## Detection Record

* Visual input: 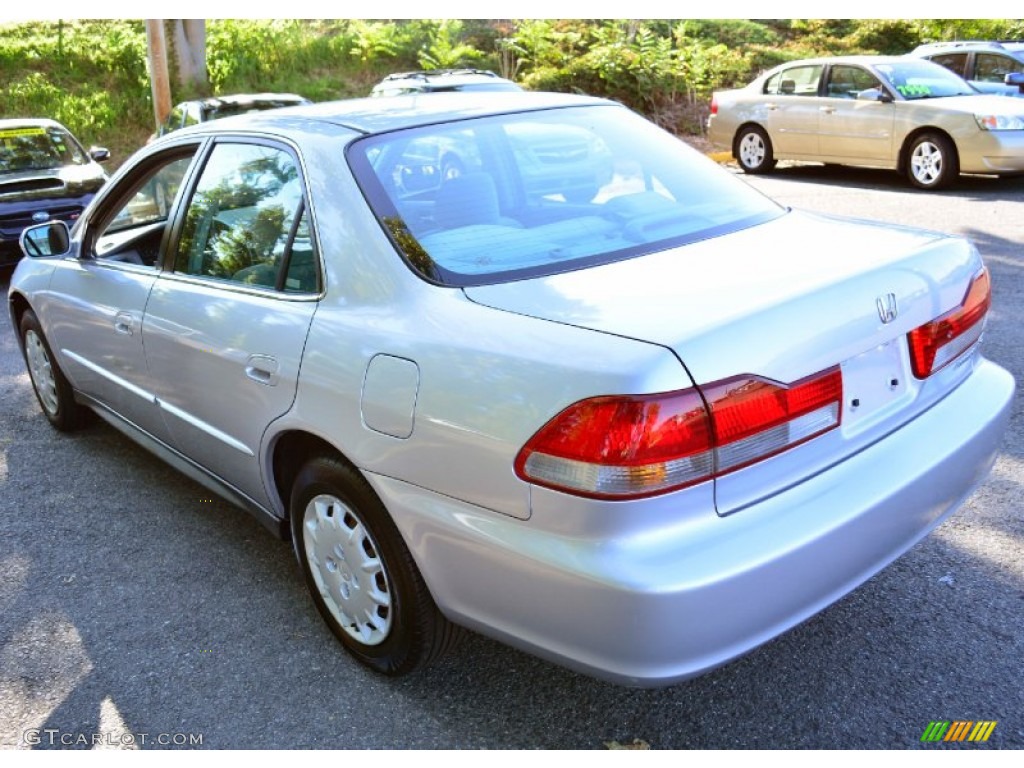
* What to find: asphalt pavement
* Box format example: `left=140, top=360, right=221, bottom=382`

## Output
left=1, top=162, right=1022, bottom=750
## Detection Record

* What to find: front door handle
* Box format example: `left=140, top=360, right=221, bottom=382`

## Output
left=114, top=311, right=134, bottom=336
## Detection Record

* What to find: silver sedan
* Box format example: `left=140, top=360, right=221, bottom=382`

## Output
left=7, top=92, right=1014, bottom=686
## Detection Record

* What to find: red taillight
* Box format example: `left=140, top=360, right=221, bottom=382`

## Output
left=710, top=96, right=718, bottom=116
left=704, top=368, right=843, bottom=475
left=908, top=269, right=990, bottom=379
left=516, top=367, right=842, bottom=500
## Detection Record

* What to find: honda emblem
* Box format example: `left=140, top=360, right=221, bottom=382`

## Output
left=877, top=293, right=898, bottom=324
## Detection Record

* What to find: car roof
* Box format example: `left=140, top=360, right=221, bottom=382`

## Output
left=0, top=117, right=69, bottom=131
left=769, top=54, right=928, bottom=68
left=376, top=69, right=514, bottom=87
left=184, top=93, right=311, bottom=108
left=178, top=91, right=616, bottom=137
left=911, top=41, right=1024, bottom=64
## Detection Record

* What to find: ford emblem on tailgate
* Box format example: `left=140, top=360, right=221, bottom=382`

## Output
left=31, top=211, right=50, bottom=223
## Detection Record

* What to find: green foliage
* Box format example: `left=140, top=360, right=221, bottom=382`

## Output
left=0, top=21, right=151, bottom=162
left=679, top=19, right=782, bottom=49
left=850, top=20, right=922, bottom=54
left=417, top=20, right=486, bottom=70
left=4, top=17, right=1024, bottom=163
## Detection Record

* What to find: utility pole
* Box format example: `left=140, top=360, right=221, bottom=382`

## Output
left=146, top=20, right=172, bottom=132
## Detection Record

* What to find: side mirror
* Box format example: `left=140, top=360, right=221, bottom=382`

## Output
left=857, top=87, right=894, bottom=103
left=20, top=221, right=71, bottom=259
left=89, top=146, right=111, bottom=163
left=1005, top=72, right=1024, bottom=93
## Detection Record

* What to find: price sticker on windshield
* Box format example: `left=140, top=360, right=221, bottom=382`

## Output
left=0, top=127, right=47, bottom=139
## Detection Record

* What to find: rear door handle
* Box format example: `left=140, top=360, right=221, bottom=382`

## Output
left=819, top=106, right=836, bottom=114
left=245, top=354, right=279, bottom=386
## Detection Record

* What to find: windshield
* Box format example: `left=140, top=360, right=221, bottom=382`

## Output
left=349, top=105, right=783, bottom=286
left=0, top=125, right=88, bottom=174
left=875, top=60, right=978, bottom=99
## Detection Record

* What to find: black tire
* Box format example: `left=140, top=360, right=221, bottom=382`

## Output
left=18, top=310, right=85, bottom=431
left=906, top=132, right=958, bottom=190
left=290, top=455, right=461, bottom=676
left=735, top=125, right=777, bottom=174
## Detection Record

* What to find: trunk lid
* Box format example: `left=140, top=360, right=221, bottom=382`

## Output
left=465, top=210, right=987, bottom=513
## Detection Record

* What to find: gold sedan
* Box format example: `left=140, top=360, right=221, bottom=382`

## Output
left=708, top=55, right=1024, bottom=189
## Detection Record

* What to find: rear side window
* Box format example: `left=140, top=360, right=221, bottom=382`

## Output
left=174, top=142, right=318, bottom=293
left=765, top=65, right=823, bottom=96
left=929, top=53, right=968, bottom=78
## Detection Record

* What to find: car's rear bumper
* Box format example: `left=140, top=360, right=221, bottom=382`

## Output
left=368, top=357, right=1014, bottom=687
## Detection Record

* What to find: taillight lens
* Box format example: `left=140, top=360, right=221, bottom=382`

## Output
left=516, top=367, right=842, bottom=499
left=908, top=269, right=990, bottom=379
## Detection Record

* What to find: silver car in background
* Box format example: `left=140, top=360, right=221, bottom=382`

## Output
left=8, top=93, right=1013, bottom=686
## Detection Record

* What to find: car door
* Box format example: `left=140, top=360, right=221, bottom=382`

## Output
left=762, top=63, right=824, bottom=157
left=43, top=146, right=201, bottom=438
left=818, top=64, right=895, bottom=162
left=141, top=138, right=320, bottom=509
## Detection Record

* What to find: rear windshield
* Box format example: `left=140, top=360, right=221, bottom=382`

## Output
left=0, top=125, right=88, bottom=174
left=348, top=105, right=783, bottom=286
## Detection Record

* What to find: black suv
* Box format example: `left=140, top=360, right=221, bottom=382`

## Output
left=1, top=119, right=109, bottom=267
left=370, top=69, right=522, bottom=97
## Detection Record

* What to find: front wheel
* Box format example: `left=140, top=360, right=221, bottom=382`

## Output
left=735, top=126, right=777, bottom=174
left=906, top=133, right=958, bottom=190
left=19, top=310, right=85, bottom=431
left=290, top=456, right=461, bottom=676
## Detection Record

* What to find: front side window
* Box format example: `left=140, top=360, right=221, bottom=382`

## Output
left=174, top=142, right=317, bottom=292
left=349, top=105, right=783, bottom=286
left=91, top=151, right=198, bottom=267
left=975, top=53, right=1020, bottom=82
left=826, top=65, right=883, bottom=98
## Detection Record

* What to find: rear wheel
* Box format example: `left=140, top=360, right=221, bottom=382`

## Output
left=906, top=132, right=958, bottom=190
left=735, top=126, right=777, bottom=174
left=19, top=310, right=85, bottom=431
left=290, top=456, right=460, bottom=676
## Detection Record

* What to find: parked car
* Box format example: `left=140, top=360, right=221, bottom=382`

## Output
left=708, top=55, right=1024, bottom=189
left=8, top=92, right=1013, bottom=687
left=909, top=41, right=1024, bottom=97
left=370, top=69, right=522, bottom=97
left=0, top=118, right=109, bottom=267
left=156, top=92, right=311, bottom=137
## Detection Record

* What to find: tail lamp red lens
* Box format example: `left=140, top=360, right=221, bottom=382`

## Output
left=908, top=269, right=990, bottom=379
left=515, top=367, right=842, bottom=499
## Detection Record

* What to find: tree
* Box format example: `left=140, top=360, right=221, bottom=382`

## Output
left=170, top=20, right=207, bottom=93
